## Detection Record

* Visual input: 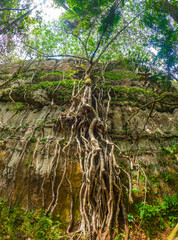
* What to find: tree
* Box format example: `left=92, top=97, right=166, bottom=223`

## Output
left=0, top=0, right=41, bottom=62
left=25, top=0, right=177, bottom=78
left=140, top=0, right=178, bottom=78
left=0, top=0, right=177, bottom=239
left=26, top=1, right=176, bottom=239
left=37, top=1, right=177, bottom=238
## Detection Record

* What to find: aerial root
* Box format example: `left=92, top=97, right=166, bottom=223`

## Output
left=66, top=175, right=74, bottom=234
left=53, top=82, right=134, bottom=239
left=47, top=155, right=67, bottom=214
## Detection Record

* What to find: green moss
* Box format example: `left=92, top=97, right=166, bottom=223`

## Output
left=103, top=85, right=156, bottom=107
left=3, top=78, right=83, bottom=106
left=41, top=138, right=47, bottom=143
left=12, top=102, right=26, bottom=111
left=104, top=70, right=139, bottom=80
left=160, top=141, right=178, bottom=159
left=31, top=78, right=82, bottom=91
left=12, top=85, right=32, bottom=99
left=148, top=175, right=160, bottom=186
left=39, top=71, right=64, bottom=78
left=104, top=85, right=154, bottom=96
left=31, top=80, right=60, bottom=90
left=26, top=136, right=37, bottom=143
left=161, top=172, right=178, bottom=182
left=36, top=70, right=72, bottom=82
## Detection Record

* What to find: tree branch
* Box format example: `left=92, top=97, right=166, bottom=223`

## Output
left=0, top=8, right=28, bottom=11
left=72, top=34, right=89, bottom=60
left=85, top=23, right=94, bottom=48
left=47, top=54, right=89, bottom=61
left=90, top=33, right=104, bottom=63
left=55, top=0, right=70, bottom=11
left=127, top=92, right=178, bottom=122
left=22, top=40, right=89, bottom=61
left=0, top=5, right=37, bottom=35
left=94, top=12, right=142, bottom=63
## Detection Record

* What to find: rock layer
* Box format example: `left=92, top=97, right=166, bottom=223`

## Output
left=0, top=60, right=177, bottom=226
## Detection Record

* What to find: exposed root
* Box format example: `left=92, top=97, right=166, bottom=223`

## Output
left=66, top=175, right=74, bottom=234
left=127, top=92, right=178, bottom=124
left=53, top=76, right=134, bottom=239
left=46, top=139, right=62, bottom=213
left=47, top=154, right=67, bottom=214
left=0, top=66, right=21, bottom=88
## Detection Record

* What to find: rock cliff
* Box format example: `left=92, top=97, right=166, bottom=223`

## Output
left=0, top=59, right=177, bottom=238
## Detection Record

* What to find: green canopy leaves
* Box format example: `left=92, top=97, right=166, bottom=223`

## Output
left=0, top=0, right=177, bottom=78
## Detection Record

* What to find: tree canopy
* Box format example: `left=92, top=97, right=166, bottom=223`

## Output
left=0, top=0, right=177, bottom=78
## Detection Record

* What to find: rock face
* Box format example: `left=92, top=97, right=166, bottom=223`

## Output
left=0, top=60, right=177, bottom=226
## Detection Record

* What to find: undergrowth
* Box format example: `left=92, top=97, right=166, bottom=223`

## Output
left=134, top=194, right=178, bottom=237
left=0, top=198, right=66, bottom=240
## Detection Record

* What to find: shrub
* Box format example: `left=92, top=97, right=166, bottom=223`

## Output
left=0, top=198, right=64, bottom=240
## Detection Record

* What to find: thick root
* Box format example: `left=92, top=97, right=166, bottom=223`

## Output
left=55, top=81, right=132, bottom=239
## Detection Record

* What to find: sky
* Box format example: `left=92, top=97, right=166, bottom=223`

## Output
left=30, top=0, right=64, bottom=22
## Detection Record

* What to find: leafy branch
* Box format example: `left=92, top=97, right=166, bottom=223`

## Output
left=0, top=5, right=37, bottom=35
left=128, top=92, right=178, bottom=123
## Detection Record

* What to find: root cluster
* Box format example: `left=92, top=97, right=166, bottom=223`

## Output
left=55, top=81, right=133, bottom=240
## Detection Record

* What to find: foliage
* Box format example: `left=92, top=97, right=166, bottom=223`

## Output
left=102, top=84, right=156, bottom=108
left=1, top=0, right=177, bottom=78
left=161, top=172, right=177, bottom=183
left=135, top=194, right=178, bottom=234
left=0, top=0, right=36, bottom=62
left=27, top=136, right=37, bottom=143
left=2, top=77, right=83, bottom=106
left=141, top=0, right=178, bottom=76
left=98, top=2, right=122, bottom=41
left=0, top=198, right=64, bottom=239
left=13, top=101, right=26, bottom=111
left=160, top=140, right=178, bottom=159
left=127, top=213, right=135, bottom=223
left=149, top=72, right=173, bottom=91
